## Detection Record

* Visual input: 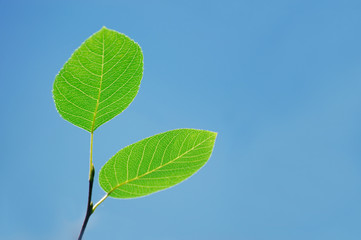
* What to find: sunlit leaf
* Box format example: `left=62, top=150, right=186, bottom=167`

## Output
left=53, top=27, right=143, bottom=132
left=99, top=129, right=217, bottom=198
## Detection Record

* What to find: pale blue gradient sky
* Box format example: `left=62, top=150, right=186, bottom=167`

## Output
left=1, top=0, right=361, bottom=239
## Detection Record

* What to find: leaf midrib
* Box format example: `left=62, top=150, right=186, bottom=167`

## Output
left=91, top=31, right=105, bottom=133
left=106, top=135, right=214, bottom=196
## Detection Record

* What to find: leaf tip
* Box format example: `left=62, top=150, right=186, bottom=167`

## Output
left=207, top=131, right=218, bottom=145
left=210, top=131, right=218, bottom=138
left=100, top=26, right=109, bottom=33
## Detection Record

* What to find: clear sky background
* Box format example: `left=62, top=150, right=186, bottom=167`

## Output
left=1, top=0, right=361, bottom=239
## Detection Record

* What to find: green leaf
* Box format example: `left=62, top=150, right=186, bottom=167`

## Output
left=99, top=129, right=217, bottom=199
left=53, top=27, right=143, bottom=132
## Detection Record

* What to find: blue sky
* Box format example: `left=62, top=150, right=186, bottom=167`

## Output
left=1, top=0, right=361, bottom=239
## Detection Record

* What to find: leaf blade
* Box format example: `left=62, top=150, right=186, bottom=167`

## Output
left=99, top=129, right=217, bottom=199
left=53, top=27, right=143, bottom=132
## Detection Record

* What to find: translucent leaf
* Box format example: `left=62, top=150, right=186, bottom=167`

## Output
left=99, top=129, right=217, bottom=199
left=53, top=27, right=143, bottom=132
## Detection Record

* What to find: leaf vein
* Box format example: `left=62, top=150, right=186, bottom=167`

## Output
left=59, top=74, right=97, bottom=100
left=74, top=55, right=101, bottom=77
left=103, top=34, right=127, bottom=65
left=55, top=84, right=93, bottom=114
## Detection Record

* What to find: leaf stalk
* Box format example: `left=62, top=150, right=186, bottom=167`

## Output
left=92, top=193, right=109, bottom=212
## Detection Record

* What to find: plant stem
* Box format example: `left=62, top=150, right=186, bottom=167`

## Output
left=78, top=133, right=95, bottom=240
left=89, top=132, right=94, bottom=179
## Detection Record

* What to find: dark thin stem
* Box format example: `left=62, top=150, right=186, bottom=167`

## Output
left=78, top=165, right=95, bottom=240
